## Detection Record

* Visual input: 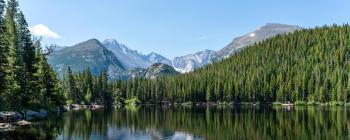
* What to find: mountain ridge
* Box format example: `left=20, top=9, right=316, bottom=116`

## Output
left=48, top=23, right=303, bottom=78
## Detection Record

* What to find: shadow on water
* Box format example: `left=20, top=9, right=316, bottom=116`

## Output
left=1, top=106, right=350, bottom=140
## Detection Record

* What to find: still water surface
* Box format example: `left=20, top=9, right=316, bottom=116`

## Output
left=1, top=106, right=350, bottom=140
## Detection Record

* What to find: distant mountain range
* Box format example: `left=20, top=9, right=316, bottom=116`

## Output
left=173, top=23, right=302, bottom=72
left=48, top=23, right=302, bottom=79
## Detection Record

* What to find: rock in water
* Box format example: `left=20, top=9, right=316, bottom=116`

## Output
left=24, top=109, right=48, bottom=120
left=0, top=112, right=23, bottom=123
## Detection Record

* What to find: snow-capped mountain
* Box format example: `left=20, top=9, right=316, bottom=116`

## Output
left=171, top=23, right=302, bottom=73
left=103, top=39, right=171, bottom=70
left=216, top=23, right=302, bottom=59
left=49, top=23, right=303, bottom=77
left=147, top=52, right=172, bottom=66
left=172, top=49, right=216, bottom=73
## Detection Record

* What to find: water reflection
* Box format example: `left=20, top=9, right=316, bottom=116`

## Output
left=1, top=106, right=350, bottom=140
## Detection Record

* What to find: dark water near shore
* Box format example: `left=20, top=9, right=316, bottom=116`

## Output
left=1, top=106, right=350, bottom=140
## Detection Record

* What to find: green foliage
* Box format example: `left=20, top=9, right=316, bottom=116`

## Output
left=84, top=87, right=92, bottom=104
left=306, top=101, right=319, bottom=106
left=294, top=101, right=306, bottom=106
left=272, top=102, right=282, bottom=106
left=327, top=101, right=344, bottom=106
left=124, top=97, right=140, bottom=106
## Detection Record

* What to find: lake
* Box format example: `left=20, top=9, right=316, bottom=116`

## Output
left=1, top=106, right=349, bottom=140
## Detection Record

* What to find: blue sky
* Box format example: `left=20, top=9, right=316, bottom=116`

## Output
left=19, top=0, right=350, bottom=59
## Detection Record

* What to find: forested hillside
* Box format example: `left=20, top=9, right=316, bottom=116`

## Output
left=114, top=25, right=350, bottom=103
left=0, top=0, right=64, bottom=111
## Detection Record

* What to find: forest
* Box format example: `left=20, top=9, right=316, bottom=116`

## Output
left=0, top=0, right=64, bottom=111
left=111, top=24, right=350, bottom=105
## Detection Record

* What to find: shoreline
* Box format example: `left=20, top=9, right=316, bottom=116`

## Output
left=0, top=104, right=104, bottom=131
left=1, top=101, right=348, bottom=131
left=136, top=101, right=350, bottom=107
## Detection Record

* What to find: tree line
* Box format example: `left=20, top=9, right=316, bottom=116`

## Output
left=113, top=24, right=350, bottom=104
left=61, top=66, right=116, bottom=106
left=0, top=0, right=64, bottom=111
left=2, top=0, right=350, bottom=109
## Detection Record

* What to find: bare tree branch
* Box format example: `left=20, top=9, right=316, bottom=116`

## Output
left=44, top=45, right=57, bottom=56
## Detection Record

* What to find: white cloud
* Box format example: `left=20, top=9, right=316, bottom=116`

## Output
left=28, top=24, right=61, bottom=39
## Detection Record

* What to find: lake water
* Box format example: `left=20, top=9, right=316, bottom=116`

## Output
left=1, top=106, right=350, bottom=140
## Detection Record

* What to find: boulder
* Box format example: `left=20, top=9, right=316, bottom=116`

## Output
left=91, top=104, right=104, bottom=110
left=69, top=104, right=82, bottom=110
left=16, top=120, right=31, bottom=126
left=24, top=109, right=47, bottom=120
left=0, top=112, right=23, bottom=123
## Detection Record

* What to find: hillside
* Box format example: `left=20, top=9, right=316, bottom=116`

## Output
left=48, top=39, right=125, bottom=79
left=115, top=25, right=350, bottom=103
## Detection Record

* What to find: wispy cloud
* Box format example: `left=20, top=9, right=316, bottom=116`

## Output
left=29, top=24, right=61, bottom=39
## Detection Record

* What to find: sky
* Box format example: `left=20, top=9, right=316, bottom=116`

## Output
left=19, top=0, right=350, bottom=59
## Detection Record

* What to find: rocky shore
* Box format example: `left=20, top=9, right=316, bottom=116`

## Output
left=0, top=104, right=104, bottom=131
left=0, top=109, right=48, bottom=131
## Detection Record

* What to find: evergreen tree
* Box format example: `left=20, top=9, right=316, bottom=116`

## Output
left=17, top=11, right=38, bottom=107
left=4, top=0, right=22, bottom=110
left=0, top=0, right=6, bottom=110
left=66, top=66, right=77, bottom=102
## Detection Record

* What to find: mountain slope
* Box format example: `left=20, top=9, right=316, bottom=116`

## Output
left=172, top=23, right=302, bottom=73
left=48, top=39, right=125, bottom=79
left=103, top=39, right=171, bottom=69
left=216, top=23, right=302, bottom=59
left=103, top=39, right=150, bottom=69
left=128, top=63, right=180, bottom=79
left=143, top=63, right=180, bottom=79
left=172, top=49, right=216, bottom=73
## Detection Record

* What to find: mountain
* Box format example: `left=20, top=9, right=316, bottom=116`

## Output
left=147, top=52, right=172, bottom=66
left=129, top=63, right=180, bottom=79
left=103, top=39, right=171, bottom=69
left=143, top=63, right=180, bottom=79
left=48, top=23, right=302, bottom=77
left=172, top=23, right=302, bottom=73
left=48, top=39, right=125, bottom=79
left=216, top=23, right=302, bottom=59
left=172, top=49, right=216, bottom=73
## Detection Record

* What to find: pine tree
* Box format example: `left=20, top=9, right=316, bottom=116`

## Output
left=0, top=0, right=6, bottom=110
left=17, top=11, right=38, bottom=107
left=66, top=66, right=77, bottom=102
left=4, top=0, right=22, bottom=110
left=85, top=87, right=92, bottom=104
